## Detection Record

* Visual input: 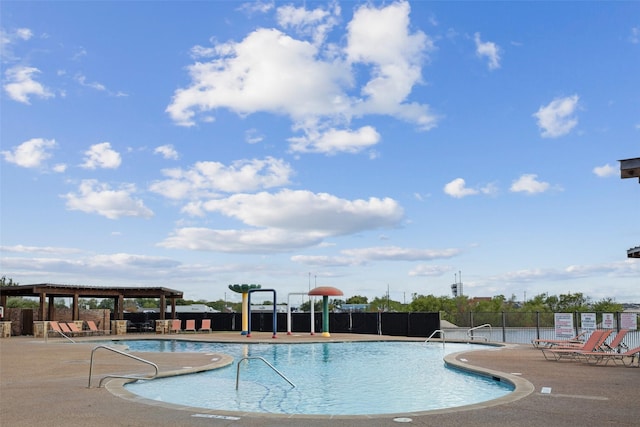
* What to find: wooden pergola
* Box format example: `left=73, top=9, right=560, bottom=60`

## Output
left=0, top=283, right=183, bottom=321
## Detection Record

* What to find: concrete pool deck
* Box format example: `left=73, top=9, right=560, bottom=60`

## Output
left=0, top=332, right=638, bottom=426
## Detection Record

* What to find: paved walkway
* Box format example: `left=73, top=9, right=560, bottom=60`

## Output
left=1, top=332, right=638, bottom=426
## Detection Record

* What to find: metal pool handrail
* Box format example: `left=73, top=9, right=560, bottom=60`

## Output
left=467, top=324, right=492, bottom=342
left=425, top=329, right=446, bottom=347
left=46, top=329, right=75, bottom=343
left=236, top=356, right=295, bottom=390
left=88, top=345, right=159, bottom=388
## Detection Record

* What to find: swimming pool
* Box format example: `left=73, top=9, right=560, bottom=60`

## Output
left=120, top=340, right=512, bottom=416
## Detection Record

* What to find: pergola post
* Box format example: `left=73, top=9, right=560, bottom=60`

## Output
left=72, top=293, right=79, bottom=320
left=39, top=293, right=47, bottom=321
left=159, top=294, right=166, bottom=320
left=116, top=295, right=124, bottom=320
left=170, top=298, right=177, bottom=319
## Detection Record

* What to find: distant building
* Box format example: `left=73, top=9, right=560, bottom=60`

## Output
left=251, top=304, right=288, bottom=313
left=164, top=304, right=218, bottom=313
left=337, top=303, right=370, bottom=312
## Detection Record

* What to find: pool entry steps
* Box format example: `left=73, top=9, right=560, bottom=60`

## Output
left=88, top=345, right=159, bottom=388
left=235, top=356, right=295, bottom=390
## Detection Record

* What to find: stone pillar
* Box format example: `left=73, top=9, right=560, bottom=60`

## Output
left=111, top=319, right=127, bottom=335
left=33, top=321, right=47, bottom=338
left=155, top=319, right=170, bottom=334
left=0, top=321, right=12, bottom=338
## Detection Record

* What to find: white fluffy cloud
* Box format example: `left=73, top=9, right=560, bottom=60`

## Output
left=409, top=264, right=455, bottom=277
left=509, top=174, right=550, bottom=194
left=149, top=157, right=293, bottom=200
left=474, top=32, right=501, bottom=70
left=443, top=178, right=496, bottom=198
left=159, top=190, right=404, bottom=252
left=291, top=246, right=460, bottom=268
left=288, top=125, right=380, bottom=154
left=276, top=2, right=339, bottom=46
left=592, top=163, right=617, bottom=178
left=444, top=178, right=479, bottom=198
left=80, top=142, right=122, bottom=169
left=166, top=1, right=437, bottom=153
left=63, top=179, right=153, bottom=219
left=1, top=137, right=56, bottom=168
left=3, top=66, right=54, bottom=104
left=154, top=144, right=179, bottom=160
left=533, top=95, right=579, bottom=138
left=341, top=246, right=460, bottom=261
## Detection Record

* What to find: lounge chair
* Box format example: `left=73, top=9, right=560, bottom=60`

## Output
left=602, top=330, right=628, bottom=352
left=541, top=330, right=611, bottom=361
left=170, top=319, right=182, bottom=333
left=65, top=322, right=89, bottom=336
left=48, top=321, right=65, bottom=337
left=59, top=322, right=74, bottom=335
left=184, top=319, right=196, bottom=333
left=199, top=318, right=212, bottom=333
left=86, top=320, right=108, bottom=335
left=531, top=331, right=587, bottom=349
left=579, top=345, right=640, bottom=367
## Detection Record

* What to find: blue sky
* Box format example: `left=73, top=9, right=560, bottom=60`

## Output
left=1, top=1, right=638, bottom=305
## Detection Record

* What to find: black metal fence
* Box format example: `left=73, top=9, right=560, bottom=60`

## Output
left=120, top=310, right=639, bottom=347
left=121, top=311, right=440, bottom=337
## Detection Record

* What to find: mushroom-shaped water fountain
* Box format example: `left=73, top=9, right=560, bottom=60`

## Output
left=228, top=283, right=261, bottom=335
left=308, top=286, right=343, bottom=337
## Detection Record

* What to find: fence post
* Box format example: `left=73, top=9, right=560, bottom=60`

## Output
left=535, top=311, right=540, bottom=340
left=470, top=311, right=474, bottom=328
left=501, top=312, right=506, bottom=342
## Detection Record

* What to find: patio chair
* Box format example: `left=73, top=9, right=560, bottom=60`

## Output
left=65, top=322, right=88, bottom=336
left=86, top=320, right=108, bottom=335
left=198, top=318, right=212, bottom=333
left=602, top=330, right=629, bottom=353
left=541, top=330, right=611, bottom=361
left=184, top=319, right=196, bottom=333
left=170, top=319, right=182, bottom=334
left=579, top=345, right=640, bottom=367
left=531, top=331, right=587, bottom=349
left=48, top=321, right=64, bottom=337
left=59, top=322, right=75, bottom=336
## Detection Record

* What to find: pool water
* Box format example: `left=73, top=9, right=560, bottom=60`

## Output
left=121, top=340, right=513, bottom=415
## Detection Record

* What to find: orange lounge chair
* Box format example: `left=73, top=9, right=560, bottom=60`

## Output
left=580, top=345, right=640, bottom=367
left=541, top=330, right=611, bottom=361
left=86, top=320, right=108, bottom=335
left=531, top=331, right=587, bottom=349
left=602, top=330, right=629, bottom=352
left=184, top=319, right=196, bottom=333
left=170, top=319, right=182, bottom=333
left=65, top=322, right=88, bottom=336
left=199, top=318, right=212, bottom=333
left=59, top=322, right=74, bottom=335
left=48, top=321, right=64, bottom=336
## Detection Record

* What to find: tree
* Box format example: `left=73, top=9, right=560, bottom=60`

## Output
left=78, top=298, right=99, bottom=309
left=0, top=276, right=19, bottom=287
left=370, top=295, right=403, bottom=312
left=346, top=295, right=368, bottom=304
left=591, top=298, right=623, bottom=313
left=6, top=297, right=38, bottom=309
left=299, top=300, right=323, bottom=312
left=98, top=299, right=114, bottom=310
